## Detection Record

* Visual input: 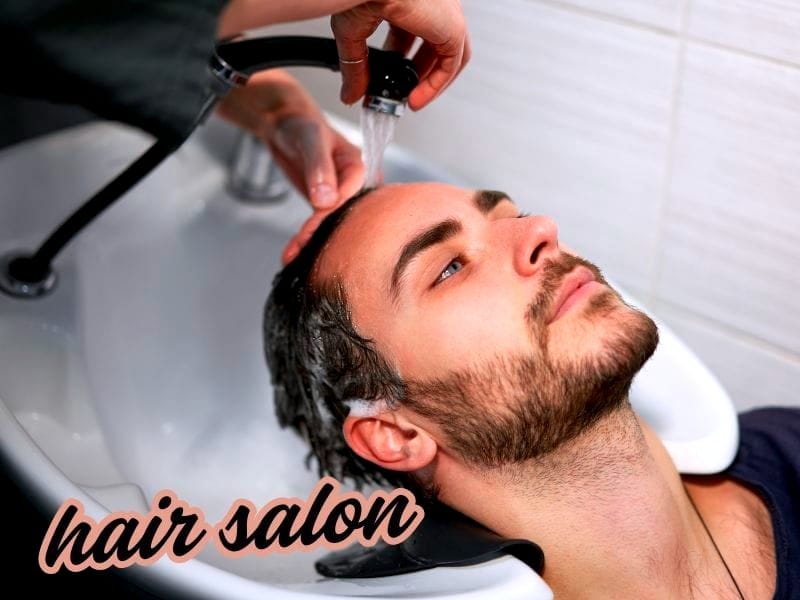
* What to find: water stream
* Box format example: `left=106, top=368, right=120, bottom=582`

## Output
left=360, top=107, right=397, bottom=188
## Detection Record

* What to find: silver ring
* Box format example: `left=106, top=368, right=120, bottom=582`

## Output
left=339, top=49, right=369, bottom=65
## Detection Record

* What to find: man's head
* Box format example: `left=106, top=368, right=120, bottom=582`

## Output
left=264, top=182, right=658, bottom=503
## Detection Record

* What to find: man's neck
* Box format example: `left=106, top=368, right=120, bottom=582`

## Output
left=432, top=405, right=753, bottom=599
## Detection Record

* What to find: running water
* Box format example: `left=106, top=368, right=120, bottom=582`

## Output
left=360, top=107, right=397, bottom=187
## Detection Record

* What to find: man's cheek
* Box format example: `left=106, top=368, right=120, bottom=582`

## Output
left=424, top=307, right=519, bottom=363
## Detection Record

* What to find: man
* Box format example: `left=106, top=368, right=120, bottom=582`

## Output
left=263, top=182, right=798, bottom=599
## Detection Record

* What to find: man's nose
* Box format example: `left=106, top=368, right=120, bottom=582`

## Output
left=513, top=215, right=559, bottom=276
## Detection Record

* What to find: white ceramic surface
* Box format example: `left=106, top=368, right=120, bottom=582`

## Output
left=0, top=113, right=737, bottom=599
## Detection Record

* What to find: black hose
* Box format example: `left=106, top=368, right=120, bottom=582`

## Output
left=215, top=36, right=341, bottom=75
left=9, top=136, right=181, bottom=283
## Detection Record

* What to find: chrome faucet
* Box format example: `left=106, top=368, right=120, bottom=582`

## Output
left=227, top=131, right=290, bottom=203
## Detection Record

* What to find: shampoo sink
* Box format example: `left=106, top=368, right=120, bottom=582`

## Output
left=0, top=113, right=738, bottom=599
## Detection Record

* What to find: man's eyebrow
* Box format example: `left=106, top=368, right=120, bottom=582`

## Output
left=388, top=191, right=511, bottom=300
left=474, top=189, right=511, bottom=214
left=390, top=219, right=462, bottom=299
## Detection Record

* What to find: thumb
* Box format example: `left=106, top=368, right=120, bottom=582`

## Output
left=299, top=125, right=339, bottom=210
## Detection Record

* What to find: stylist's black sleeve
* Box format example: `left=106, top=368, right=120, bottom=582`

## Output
left=0, top=0, right=229, bottom=145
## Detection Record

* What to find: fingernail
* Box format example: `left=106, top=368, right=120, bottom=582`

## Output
left=341, top=85, right=359, bottom=106
left=311, top=183, right=338, bottom=208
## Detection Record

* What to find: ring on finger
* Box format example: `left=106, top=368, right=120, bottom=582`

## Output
left=339, top=49, right=369, bottom=64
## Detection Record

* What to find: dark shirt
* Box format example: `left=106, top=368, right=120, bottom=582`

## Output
left=723, top=407, right=800, bottom=599
left=1, top=0, right=228, bottom=144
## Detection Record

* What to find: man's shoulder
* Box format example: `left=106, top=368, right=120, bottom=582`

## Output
left=737, top=405, right=800, bottom=427
left=729, top=405, right=800, bottom=473
left=724, top=405, right=800, bottom=543
left=727, top=405, right=800, bottom=599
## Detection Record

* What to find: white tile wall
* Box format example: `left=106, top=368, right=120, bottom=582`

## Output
left=542, top=0, right=687, bottom=32
left=689, top=0, right=800, bottom=65
left=656, top=43, right=800, bottom=354
left=655, top=302, right=800, bottom=411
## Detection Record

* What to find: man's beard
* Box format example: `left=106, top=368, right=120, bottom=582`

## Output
left=401, top=252, right=659, bottom=471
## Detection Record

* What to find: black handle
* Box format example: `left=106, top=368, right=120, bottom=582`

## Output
left=213, top=35, right=419, bottom=103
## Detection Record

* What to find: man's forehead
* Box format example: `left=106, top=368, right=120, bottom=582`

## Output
left=316, top=182, right=478, bottom=278
left=350, top=181, right=476, bottom=227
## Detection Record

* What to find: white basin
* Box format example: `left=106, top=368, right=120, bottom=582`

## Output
left=0, top=112, right=738, bottom=599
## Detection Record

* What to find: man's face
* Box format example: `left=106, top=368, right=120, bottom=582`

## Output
left=317, top=182, right=658, bottom=469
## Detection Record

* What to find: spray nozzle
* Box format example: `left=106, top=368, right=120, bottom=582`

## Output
left=363, top=50, right=420, bottom=117
left=210, top=36, right=419, bottom=117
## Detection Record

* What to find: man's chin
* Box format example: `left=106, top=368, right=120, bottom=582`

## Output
left=597, top=305, right=659, bottom=380
left=550, top=295, right=659, bottom=383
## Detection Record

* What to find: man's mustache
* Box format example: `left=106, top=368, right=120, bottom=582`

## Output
left=526, top=252, right=611, bottom=325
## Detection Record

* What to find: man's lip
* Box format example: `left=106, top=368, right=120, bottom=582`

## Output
left=547, top=267, right=596, bottom=324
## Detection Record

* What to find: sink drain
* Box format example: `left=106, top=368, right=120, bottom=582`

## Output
left=0, top=252, right=58, bottom=299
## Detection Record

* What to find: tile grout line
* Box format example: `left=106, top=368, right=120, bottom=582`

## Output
left=527, top=0, right=681, bottom=37
left=684, top=34, right=800, bottom=71
left=647, top=0, right=691, bottom=308
left=655, top=297, right=800, bottom=365
left=526, top=0, right=800, bottom=72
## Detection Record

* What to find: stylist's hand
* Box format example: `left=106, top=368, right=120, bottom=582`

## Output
left=332, top=0, right=470, bottom=110
left=217, top=68, right=364, bottom=211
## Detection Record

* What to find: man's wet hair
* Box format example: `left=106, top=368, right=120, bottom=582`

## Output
left=263, top=186, right=441, bottom=503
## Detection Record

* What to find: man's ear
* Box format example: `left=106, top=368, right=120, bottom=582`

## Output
left=343, top=407, right=437, bottom=472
